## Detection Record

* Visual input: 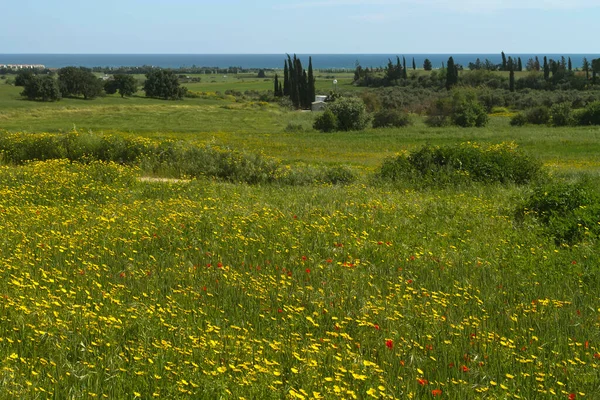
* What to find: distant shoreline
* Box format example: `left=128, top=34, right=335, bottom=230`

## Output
left=1, top=54, right=598, bottom=70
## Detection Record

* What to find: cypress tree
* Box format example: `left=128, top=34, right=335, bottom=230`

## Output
left=517, top=57, right=523, bottom=72
left=274, top=74, right=279, bottom=96
left=278, top=82, right=283, bottom=96
left=403, top=56, right=407, bottom=79
left=501, top=51, right=507, bottom=71
left=412, top=57, right=416, bottom=70
left=307, top=56, right=315, bottom=105
left=446, top=57, right=457, bottom=90
left=543, top=57, right=549, bottom=81
left=568, top=57, right=572, bottom=71
left=283, top=60, right=290, bottom=96
left=583, top=58, right=590, bottom=80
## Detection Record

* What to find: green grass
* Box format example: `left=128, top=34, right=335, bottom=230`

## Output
left=1, top=73, right=600, bottom=399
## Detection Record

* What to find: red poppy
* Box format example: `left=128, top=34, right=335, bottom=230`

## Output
left=569, top=394, right=576, bottom=400
left=385, top=340, right=393, bottom=349
left=301, top=256, right=307, bottom=261
left=305, top=268, right=311, bottom=274
left=417, top=378, right=428, bottom=386
left=432, top=389, right=442, bottom=396
left=374, top=324, right=380, bottom=330
left=461, top=365, right=469, bottom=372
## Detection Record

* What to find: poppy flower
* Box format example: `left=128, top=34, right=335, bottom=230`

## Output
left=385, top=340, right=393, bottom=349
left=432, top=389, right=442, bottom=396
left=417, top=378, right=428, bottom=386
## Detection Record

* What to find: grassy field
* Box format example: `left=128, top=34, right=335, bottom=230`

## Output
left=1, top=76, right=600, bottom=399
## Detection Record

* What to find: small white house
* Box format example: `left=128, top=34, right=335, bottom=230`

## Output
left=311, top=95, right=328, bottom=112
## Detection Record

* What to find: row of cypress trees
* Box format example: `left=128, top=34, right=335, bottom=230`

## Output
left=273, top=55, right=316, bottom=109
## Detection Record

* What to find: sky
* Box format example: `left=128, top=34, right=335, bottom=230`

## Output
left=1, top=0, right=599, bottom=54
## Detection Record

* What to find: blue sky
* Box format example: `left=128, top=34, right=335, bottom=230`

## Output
left=1, top=0, right=599, bottom=53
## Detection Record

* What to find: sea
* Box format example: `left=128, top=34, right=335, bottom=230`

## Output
left=0, top=54, right=598, bottom=70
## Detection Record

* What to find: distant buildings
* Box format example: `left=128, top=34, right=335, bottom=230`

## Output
left=0, top=64, right=46, bottom=70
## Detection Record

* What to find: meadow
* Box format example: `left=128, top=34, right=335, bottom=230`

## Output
left=0, top=73, right=600, bottom=399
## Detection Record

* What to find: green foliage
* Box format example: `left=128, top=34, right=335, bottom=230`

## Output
left=524, top=106, right=551, bottom=125
left=423, top=59, right=433, bottom=71
left=15, top=70, right=34, bottom=87
left=313, top=109, right=338, bottom=132
left=576, top=100, right=600, bottom=125
left=105, top=74, right=138, bottom=98
left=372, top=109, right=411, bottom=128
left=549, top=102, right=574, bottom=126
left=20, top=76, right=61, bottom=102
left=426, top=89, right=488, bottom=128
left=326, top=97, right=370, bottom=131
left=143, top=70, right=187, bottom=100
left=516, top=180, right=600, bottom=244
left=58, top=67, right=103, bottom=99
left=445, top=57, right=458, bottom=90
left=376, top=142, right=542, bottom=186
left=510, top=113, right=527, bottom=126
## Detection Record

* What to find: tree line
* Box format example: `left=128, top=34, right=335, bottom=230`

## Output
left=352, top=52, right=600, bottom=90
left=17, top=67, right=189, bottom=102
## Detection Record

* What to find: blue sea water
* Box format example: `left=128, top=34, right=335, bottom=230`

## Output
left=0, top=54, right=598, bottom=70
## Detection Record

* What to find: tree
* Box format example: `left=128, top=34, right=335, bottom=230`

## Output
left=402, top=56, right=407, bottom=79
left=501, top=51, right=507, bottom=71
left=143, top=69, right=187, bottom=100
left=517, top=57, right=523, bottom=72
left=105, top=74, right=138, bottom=98
left=307, top=57, right=315, bottom=105
left=283, top=60, right=290, bottom=96
left=423, top=59, right=432, bottom=71
left=543, top=57, right=549, bottom=81
left=257, top=69, right=266, bottom=78
left=583, top=58, right=590, bottom=80
left=412, top=57, right=416, bottom=70
left=273, top=74, right=280, bottom=97
left=15, top=70, right=34, bottom=87
left=21, top=75, right=61, bottom=101
left=57, top=67, right=103, bottom=99
left=593, top=59, right=600, bottom=84
left=568, top=57, right=572, bottom=72
left=445, top=57, right=458, bottom=90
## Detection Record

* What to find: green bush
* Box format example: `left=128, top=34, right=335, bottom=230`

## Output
left=516, top=180, right=600, bottom=244
left=372, top=109, right=411, bottom=128
left=524, top=106, right=550, bottom=125
left=313, top=109, right=338, bottom=132
left=549, top=102, right=574, bottom=126
left=576, top=101, right=600, bottom=125
left=327, top=97, right=371, bottom=131
left=510, top=113, right=527, bottom=126
left=425, top=89, right=488, bottom=128
left=376, top=142, right=542, bottom=185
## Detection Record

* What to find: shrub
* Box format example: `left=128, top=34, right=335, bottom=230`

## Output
left=524, top=106, right=550, bottom=125
left=313, top=109, right=338, bottom=132
left=425, top=89, right=488, bottom=128
left=372, top=109, right=411, bottom=128
left=549, top=102, right=574, bottom=126
left=376, top=142, right=542, bottom=185
left=327, top=97, right=371, bottom=131
left=285, top=122, right=306, bottom=133
left=516, top=180, right=600, bottom=244
left=510, top=113, right=527, bottom=126
left=576, top=101, right=600, bottom=125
